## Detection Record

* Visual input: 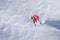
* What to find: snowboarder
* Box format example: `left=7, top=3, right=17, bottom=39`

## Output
left=29, top=14, right=41, bottom=26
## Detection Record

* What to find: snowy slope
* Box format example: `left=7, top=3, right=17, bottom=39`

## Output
left=0, top=0, right=60, bottom=40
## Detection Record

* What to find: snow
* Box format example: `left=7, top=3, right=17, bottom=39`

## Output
left=0, top=0, right=60, bottom=40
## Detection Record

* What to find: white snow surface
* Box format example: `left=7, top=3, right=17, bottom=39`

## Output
left=0, top=0, right=60, bottom=40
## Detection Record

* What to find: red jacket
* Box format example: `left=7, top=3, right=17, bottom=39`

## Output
left=32, top=14, right=39, bottom=21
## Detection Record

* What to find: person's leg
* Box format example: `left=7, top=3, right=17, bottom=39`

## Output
left=38, top=19, right=41, bottom=24
left=33, top=19, right=36, bottom=26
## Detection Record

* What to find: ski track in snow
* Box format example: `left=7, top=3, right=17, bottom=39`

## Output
left=0, top=0, right=60, bottom=40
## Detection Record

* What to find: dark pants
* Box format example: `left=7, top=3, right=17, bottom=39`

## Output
left=33, top=19, right=41, bottom=26
left=33, top=19, right=38, bottom=26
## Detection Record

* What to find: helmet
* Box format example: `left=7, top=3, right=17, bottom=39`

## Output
left=29, top=16, right=33, bottom=19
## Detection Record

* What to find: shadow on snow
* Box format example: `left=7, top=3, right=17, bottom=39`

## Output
left=45, top=20, right=60, bottom=30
